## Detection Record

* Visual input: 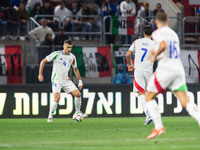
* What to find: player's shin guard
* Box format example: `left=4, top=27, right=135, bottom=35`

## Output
left=146, top=100, right=164, bottom=129
left=139, top=95, right=151, bottom=118
left=74, top=97, right=82, bottom=113
left=48, top=101, right=58, bottom=118
left=186, top=102, right=200, bottom=123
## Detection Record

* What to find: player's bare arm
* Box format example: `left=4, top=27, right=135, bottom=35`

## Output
left=150, top=41, right=167, bottom=63
left=38, top=58, right=49, bottom=82
left=126, top=50, right=134, bottom=72
left=73, top=67, right=83, bottom=90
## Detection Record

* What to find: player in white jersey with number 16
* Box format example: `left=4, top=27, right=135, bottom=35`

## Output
left=126, top=25, right=155, bottom=125
left=38, top=39, right=87, bottom=122
left=145, top=12, right=200, bottom=139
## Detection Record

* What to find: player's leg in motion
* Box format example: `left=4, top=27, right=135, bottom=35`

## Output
left=47, top=92, right=60, bottom=122
left=138, top=92, right=152, bottom=125
left=146, top=91, right=165, bottom=139
left=134, top=72, right=152, bottom=125
left=71, top=89, right=88, bottom=118
left=71, top=89, right=82, bottom=113
left=175, top=90, right=200, bottom=126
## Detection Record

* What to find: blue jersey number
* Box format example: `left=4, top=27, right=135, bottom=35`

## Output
left=141, top=48, right=148, bottom=62
left=169, top=41, right=178, bottom=59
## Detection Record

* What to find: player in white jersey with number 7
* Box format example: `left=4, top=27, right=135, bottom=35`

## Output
left=38, top=39, right=88, bottom=122
left=126, top=25, right=155, bottom=125
left=145, top=12, right=200, bottom=139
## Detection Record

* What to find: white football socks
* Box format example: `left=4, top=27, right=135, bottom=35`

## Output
left=146, top=100, right=163, bottom=129
left=139, top=95, right=151, bottom=118
left=186, top=102, right=200, bottom=122
left=48, top=101, right=58, bottom=118
left=74, top=97, right=82, bottom=113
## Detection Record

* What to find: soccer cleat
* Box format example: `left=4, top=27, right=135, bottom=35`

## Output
left=144, top=117, right=153, bottom=125
left=47, top=118, right=52, bottom=122
left=82, top=113, right=88, bottom=118
left=147, top=127, right=165, bottom=139
left=75, top=111, right=88, bottom=118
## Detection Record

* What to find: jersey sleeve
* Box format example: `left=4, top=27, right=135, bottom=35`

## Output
left=72, top=55, right=77, bottom=68
left=129, top=41, right=136, bottom=52
left=46, top=51, right=59, bottom=62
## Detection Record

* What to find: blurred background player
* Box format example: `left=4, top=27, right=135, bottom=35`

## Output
left=38, top=39, right=88, bottom=122
left=145, top=12, right=200, bottom=139
left=126, top=25, right=155, bottom=125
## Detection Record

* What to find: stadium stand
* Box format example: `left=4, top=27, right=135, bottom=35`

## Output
left=0, top=0, right=200, bottom=84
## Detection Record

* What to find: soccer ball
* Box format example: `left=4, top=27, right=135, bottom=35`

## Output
left=72, top=113, right=83, bottom=122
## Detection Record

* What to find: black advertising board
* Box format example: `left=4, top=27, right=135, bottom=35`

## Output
left=0, top=84, right=199, bottom=118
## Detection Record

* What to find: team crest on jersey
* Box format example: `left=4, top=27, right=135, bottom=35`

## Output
left=63, top=61, right=66, bottom=67
left=60, top=58, right=63, bottom=60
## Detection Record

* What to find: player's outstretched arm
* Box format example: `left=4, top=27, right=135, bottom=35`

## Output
left=126, top=50, right=134, bottom=72
left=151, top=41, right=167, bottom=63
left=73, top=68, right=83, bottom=90
left=38, top=58, right=48, bottom=82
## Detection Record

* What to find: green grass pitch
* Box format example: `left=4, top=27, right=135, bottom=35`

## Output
left=0, top=116, right=200, bottom=150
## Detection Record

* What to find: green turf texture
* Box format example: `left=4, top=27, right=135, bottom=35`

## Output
left=0, top=117, right=200, bottom=150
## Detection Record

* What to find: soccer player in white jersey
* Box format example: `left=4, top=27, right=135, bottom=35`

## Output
left=38, top=39, right=87, bottom=122
left=126, top=25, right=155, bottom=125
left=145, top=12, right=200, bottom=139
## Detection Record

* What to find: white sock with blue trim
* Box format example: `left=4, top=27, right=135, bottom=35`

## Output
left=186, top=102, right=200, bottom=123
left=48, top=101, right=58, bottom=119
left=146, top=100, right=163, bottom=129
left=74, top=97, right=82, bottom=113
left=139, top=95, right=151, bottom=118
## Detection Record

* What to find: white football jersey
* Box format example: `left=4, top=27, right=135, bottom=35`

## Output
left=152, top=26, right=181, bottom=62
left=46, top=50, right=77, bottom=82
left=129, top=37, right=155, bottom=71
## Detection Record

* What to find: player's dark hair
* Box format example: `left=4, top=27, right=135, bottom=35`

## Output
left=64, top=39, right=73, bottom=45
left=143, top=25, right=154, bottom=36
left=156, top=12, right=168, bottom=22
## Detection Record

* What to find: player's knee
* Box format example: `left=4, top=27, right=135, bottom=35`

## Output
left=54, top=97, right=60, bottom=103
left=54, top=95, right=60, bottom=102
left=75, top=92, right=81, bottom=98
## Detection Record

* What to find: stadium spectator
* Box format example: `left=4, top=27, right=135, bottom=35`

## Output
left=152, top=3, right=164, bottom=29
left=38, top=33, right=54, bottom=63
left=29, top=2, right=44, bottom=22
left=153, top=3, right=164, bottom=16
left=42, top=0, right=54, bottom=28
left=0, top=1, right=10, bottom=9
left=2, top=3, right=20, bottom=40
left=52, top=1, right=71, bottom=32
left=68, top=0, right=82, bottom=40
left=54, top=28, right=69, bottom=48
left=81, top=0, right=101, bottom=40
left=0, top=8, right=8, bottom=40
left=16, top=1, right=29, bottom=32
left=198, top=7, right=200, bottom=30
left=176, top=0, right=184, bottom=17
left=135, top=2, right=154, bottom=34
left=113, top=64, right=131, bottom=84
left=120, top=0, right=136, bottom=44
left=28, top=18, right=55, bottom=46
left=10, top=0, right=20, bottom=9
left=26, top=0, right=43, bottom=11
left=101, top=0, right=117, bottom=44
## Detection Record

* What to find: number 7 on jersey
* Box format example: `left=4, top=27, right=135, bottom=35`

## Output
left=141, top=48, right=147, bottom=62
